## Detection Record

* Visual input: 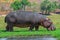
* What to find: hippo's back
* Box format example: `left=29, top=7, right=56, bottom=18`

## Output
left=5, top=11, right=46, bottom=23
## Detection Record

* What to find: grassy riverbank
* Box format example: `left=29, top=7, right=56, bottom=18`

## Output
left=0, top=14, right=60, bottom=40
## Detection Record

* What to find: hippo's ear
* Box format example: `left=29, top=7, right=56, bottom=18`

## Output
left=46, top=17, right=50, bottom=21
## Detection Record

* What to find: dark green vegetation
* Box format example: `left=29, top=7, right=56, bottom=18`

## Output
left=11, top=0, right=60, bottom=15
left=0, top=14, right=60, bottom=40
left=40, top=0, right=58, bottom=14
left=11, top=0, right=31, bottom=11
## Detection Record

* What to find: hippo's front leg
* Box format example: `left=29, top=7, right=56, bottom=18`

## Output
left=35, top=25, right=39, bottom=31
left=29, top=24, right=35, bottom=31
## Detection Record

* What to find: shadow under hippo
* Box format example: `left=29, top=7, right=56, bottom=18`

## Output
left=5, top=11, right=56, bottom=31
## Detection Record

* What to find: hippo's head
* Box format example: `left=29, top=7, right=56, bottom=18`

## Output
left=41, top=18, right=56, bottom=31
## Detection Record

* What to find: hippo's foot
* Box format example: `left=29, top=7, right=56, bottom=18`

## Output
left=29, top=27, right=33, bottom=31
left=6, top=27, right=13, bottom=32
left=5, top=30, right=13, bottom=32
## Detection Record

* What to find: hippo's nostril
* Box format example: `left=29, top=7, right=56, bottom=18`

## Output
left=52, top=26, right=56, bottom=31
left=47, top=25, right=56, bottom=31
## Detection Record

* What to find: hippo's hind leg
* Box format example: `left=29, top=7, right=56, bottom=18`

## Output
left=29, top=24, right=35, bottom=31
left=6, top=23, right=14, bottom=32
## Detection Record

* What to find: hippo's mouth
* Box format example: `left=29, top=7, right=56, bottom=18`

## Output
left=47, top=24, right=56, bottom=31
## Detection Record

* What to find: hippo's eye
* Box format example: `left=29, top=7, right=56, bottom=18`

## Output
left=48, top=20, right=53, bottom=24
left=45, top=18, right=50, bottom=20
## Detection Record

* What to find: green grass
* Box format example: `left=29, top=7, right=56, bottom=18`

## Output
left=0, top=14, right=60, bottom=40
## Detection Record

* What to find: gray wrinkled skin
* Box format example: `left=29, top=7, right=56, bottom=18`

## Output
left=5, top=11, right=56, bottom=31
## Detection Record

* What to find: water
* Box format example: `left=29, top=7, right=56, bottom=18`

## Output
left=0, top=36, right=57, bottom=40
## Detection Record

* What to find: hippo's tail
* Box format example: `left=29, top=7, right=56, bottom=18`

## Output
left=5, top=16, right=7, bottom=23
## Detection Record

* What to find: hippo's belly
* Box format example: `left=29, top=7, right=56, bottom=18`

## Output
left=14, top=24, right=31, bottom=28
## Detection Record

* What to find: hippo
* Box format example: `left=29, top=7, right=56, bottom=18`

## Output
left=5, top=11, right=56, bottom=31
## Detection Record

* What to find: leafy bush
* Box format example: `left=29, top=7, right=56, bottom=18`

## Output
left=11, top=1, right=22, bottom=10
left=40, top=0, right=58, bottom=14
left=11, top=0, right=31, bottom=11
